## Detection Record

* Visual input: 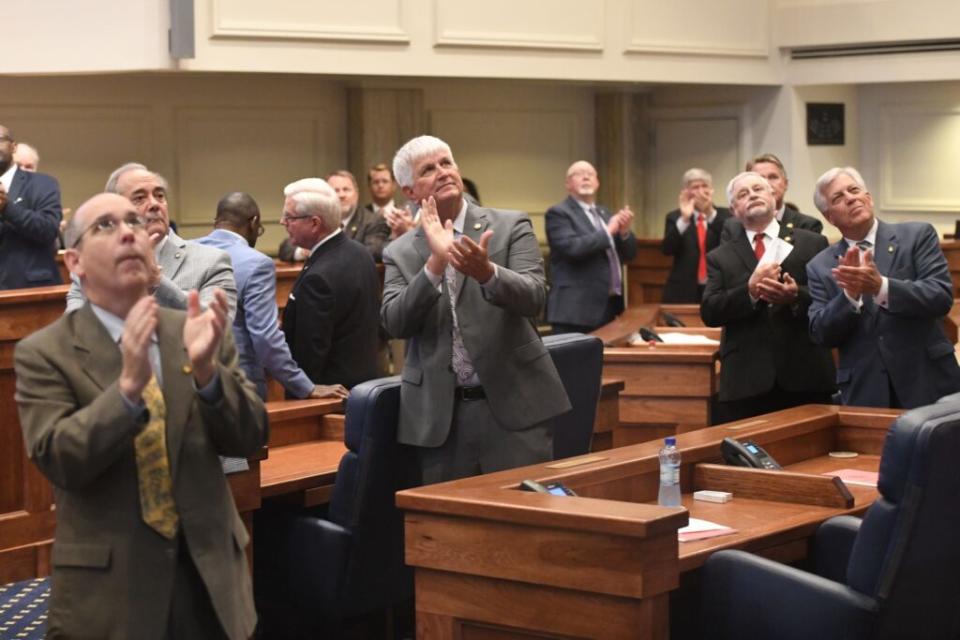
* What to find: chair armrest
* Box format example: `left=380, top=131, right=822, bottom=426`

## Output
left=286, top=517, right=352, bottom=615
left=701, top=550, right=877, bottom=640
left=813, top=515, right=862, bottom=582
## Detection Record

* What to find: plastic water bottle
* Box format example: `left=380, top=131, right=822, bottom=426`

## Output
left=658, top=437, right=682, bottom=507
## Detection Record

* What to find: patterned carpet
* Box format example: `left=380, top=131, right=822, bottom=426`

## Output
left=0, top=578, right=49, bottom=640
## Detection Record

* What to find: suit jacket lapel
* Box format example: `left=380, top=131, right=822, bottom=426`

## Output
left=872, top=220, right=896, bottom=277
left=458, top=205, right=490, bottom=302
left=72, top=304, right=123, bottom=391
left=6, top=169, right=25, bottom=203
left=158, top=232, right=187, bottom=281
left=155, top=309, right=192, bottom=480
left=731, top=226, right=758, bottom=272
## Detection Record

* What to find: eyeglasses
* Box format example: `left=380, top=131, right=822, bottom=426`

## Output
left=0, top=135, right=12, bottom=143
left=72, top=213, right=147, bottom=247
left=280, top=213, right=314, bottom=223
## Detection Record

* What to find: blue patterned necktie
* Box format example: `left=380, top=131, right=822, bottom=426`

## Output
left=588, top=206, right=622, bottom=295
left=445, top=232, right=475, bottom=385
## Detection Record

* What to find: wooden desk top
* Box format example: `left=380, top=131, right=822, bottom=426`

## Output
left=260, top=440, right=346, bottom=499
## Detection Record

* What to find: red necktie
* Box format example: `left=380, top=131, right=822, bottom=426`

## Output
left=696, top=215, right=707, bottom=282
left=754, top=233, right=765, bottom=260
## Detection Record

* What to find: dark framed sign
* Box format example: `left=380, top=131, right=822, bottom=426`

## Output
left=807, top=103, right=845, bottom=146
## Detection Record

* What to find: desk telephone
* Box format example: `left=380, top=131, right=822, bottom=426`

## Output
left=721, top=437, right=782, bottom=470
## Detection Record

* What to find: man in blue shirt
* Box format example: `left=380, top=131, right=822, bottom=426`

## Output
left=195, top=192, right=347, bottom=401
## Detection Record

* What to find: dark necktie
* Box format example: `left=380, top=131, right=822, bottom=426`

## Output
left=754, top=233, right=766, bottom=260
left=587, top=206, right=622, bottom=295
left=857, top=240, right=872, bottom=253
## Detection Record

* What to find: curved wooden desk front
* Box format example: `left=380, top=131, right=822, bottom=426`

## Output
left=398, top=404, right=899, bottom=640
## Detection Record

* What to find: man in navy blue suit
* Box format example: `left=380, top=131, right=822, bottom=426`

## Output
left=546, top=160, right=637, bottom=333
left=0, top=124, right=63, bottom=290
left=807, top=166, right=960, bottom=408
left=194, top=192, right=348, bottom=402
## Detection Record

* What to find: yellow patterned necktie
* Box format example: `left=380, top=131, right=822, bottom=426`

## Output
left=136, top=375, right=179, bottom=539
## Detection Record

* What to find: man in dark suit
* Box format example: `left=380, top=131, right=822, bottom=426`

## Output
left=281, top=177, right=380, bottom=390
left=721, top=153, right=825, bottom=244
left=0, top=124, right=63, bottom=290
left=661, top=168, right=731, bottom=303
left=363, top=162, right=398, bottom=216
left=545, top=160, right=638, bottom=333
left=702, top=172, right=835, bottom=422
left=382, top=135, right=570, bottom=484
left=15, top=192, right=266, bottom=639
left=807, top=166, right=960, bottom=408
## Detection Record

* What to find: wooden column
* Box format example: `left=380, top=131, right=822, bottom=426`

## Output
left=347, top=88, right=426, bottom=184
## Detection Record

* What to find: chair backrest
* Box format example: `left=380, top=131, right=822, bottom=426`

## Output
left=543, top=333, right=604, bottom=460
left=328, top=376, right=420, bottom=614
left=845, top=400, right=960, bottom=638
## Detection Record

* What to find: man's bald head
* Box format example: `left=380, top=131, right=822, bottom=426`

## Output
left=13, top=142, right=39, bottom=172
left=215, top=192, right=263, bottom=247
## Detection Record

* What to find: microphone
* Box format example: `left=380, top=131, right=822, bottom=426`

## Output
left=661, top=312, right=686, bottom=328
left=639, top=326, right=664, bottom=343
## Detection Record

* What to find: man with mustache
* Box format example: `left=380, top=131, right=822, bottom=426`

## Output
left=65, top=162, right=237, bottom=320
left=701, top=172, right=835, bottom=422
left=382, top=135, right=570, bottom=483
left=807, top=166, right=960, bottom=408
left=15, top=192, right=266, bottom=639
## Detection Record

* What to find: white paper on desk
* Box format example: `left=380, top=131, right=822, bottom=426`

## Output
left=220, top=456, right=249, bottom=475
left=756, top=236, right=794, bottom=267
left=678, top=518, right=732, bottom=534
left=657, top=332, right=720, bottom=346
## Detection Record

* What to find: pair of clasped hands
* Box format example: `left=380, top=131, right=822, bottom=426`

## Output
left=420, top=196, right=495, bottom=284
left=748, top=262, right=798, bottom=305
left=832, top=245, right=883, bottom=300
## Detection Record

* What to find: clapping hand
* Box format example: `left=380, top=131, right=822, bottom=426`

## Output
left=832, top=246, right=882, bottom=299
left=420, top=196, right=454, bottom=275
left=119, top=296, right=159, bottom=401
left=183, top=288, right=229, bottom=387
left=448, top=231, right=495, bottom=284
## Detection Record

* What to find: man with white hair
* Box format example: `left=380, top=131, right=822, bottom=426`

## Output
left=661, top=168, right=732, bottom=303
left=13, top=141, right=40, bottom=172
left=281, top=177, right=380, bottom=389
left=807, top=166, right=960, bottom=408
left=381, top=135, right=570, bottom=484
left=701, top=172, right=834, bottom=422
left=65, top=162, right=237, bottom=319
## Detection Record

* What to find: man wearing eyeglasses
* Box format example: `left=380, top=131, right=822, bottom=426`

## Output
left=15, top=192, right=266, bottom=639
left=65, top=162, right=237, bottom=320
left=0, top=123, right=63, bottom=290
left=280, top=178, right=380, bottom=389
left=194, top=191, right=348, bottom=401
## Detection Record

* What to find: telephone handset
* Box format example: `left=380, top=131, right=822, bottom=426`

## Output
left=721, top=437, right=782, bottom=470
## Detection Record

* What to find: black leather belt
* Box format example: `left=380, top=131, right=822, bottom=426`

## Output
left=455, top=385, right=486, bottom=401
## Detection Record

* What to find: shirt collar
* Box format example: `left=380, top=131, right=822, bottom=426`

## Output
left=89, top=302, right=157, bottom=348
left=341, top=207, right=356, bottom=229
left=697, top=207, right=717, bottom=223
left=214, top=228, right=246, bottom=243
left=451, top=198, right=468, bottom=235
left=0, top=164, right=17, bottom=192
left=309, top=227, right=342, bottom=256
left=844, top=218, right=879, bottom=248
left=775, top=204, right=786, bottom=221
left=746, top=218, right=780, bottom=244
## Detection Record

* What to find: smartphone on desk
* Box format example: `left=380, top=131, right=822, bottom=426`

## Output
left=520, top=479, right=577, bottom=496
left=721, top=437, right=782, bottom=470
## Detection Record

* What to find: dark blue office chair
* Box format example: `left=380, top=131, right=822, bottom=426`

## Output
left=700, top=400, right=960, bottom=640
left=254, top=376, right=419, bottom=638
left=543, top=333, right=604, bottom=460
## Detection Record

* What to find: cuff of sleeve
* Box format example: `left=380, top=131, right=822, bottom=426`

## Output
left=844, top=290, right=864, bottom=312
left=424, top=264, right=443, bottom=288
left=676, top=218, right=690, bottom=234
left=195, top=369, right=223, bottom=404
left=479, top=263, right=500, bottom=294
left=875, top=276, right=890, bottom=308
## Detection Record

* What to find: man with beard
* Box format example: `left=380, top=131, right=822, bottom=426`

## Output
left=701, top=172, right=835, bottom=422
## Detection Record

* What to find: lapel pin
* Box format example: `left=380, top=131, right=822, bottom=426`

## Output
left=785, top=236, right=792, bottom=243
left=473, top=223, right=482, bottom=230
left=351, top=226, right=357, bottom=233
left=175, top=251, right=182, bottom=259
left=786, top=222, right=794, bottom=229
left=181, top=364, right=193, bottom=375
left=888, top=245, right=894, bottom=253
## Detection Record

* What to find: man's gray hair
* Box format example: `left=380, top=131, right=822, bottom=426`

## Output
left=105, top=162, right=170, bottom=194
left=392, top=135, right=454, bottom=189
left=682, top=168, right=712, bottom=188
left=62, top=214, right=84, bottom=249
left=813, top=166, right=867, bottom=214
left=725, top=171, right=770, bottom=205
left=284, top=178, right=341, bottom=230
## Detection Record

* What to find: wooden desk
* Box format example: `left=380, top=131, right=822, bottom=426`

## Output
left=260, top=440, right=347, bottom=507
left=592, top=306, right=720, bottom=446
left=397, top=404, right=900, bottom=640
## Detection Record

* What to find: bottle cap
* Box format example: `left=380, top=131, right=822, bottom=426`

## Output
left=665, top=436, right=676, bottom=446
